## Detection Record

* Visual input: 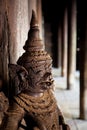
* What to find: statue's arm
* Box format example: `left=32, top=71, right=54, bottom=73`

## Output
left=1, top=102, right=25, bottom=130
left=57, top=106, right=70, bottom=130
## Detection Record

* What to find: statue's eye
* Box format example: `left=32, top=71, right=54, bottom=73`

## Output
left=46, top=82, right=51, bottom=86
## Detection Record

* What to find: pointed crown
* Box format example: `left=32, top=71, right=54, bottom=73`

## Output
left=17, top=10, right=52, bottom=69
left=23, top=10, right=43, bottom=52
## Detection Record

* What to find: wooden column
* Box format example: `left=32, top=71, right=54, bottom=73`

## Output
left=67, top=0, right=77, bottom=89
left=6, top=0, right=29, bottom=63
left=0, top=0, right=29, bottom=95
left=62, top=8, right=68, bottom=77
left=28, top=0, right=37, bottom=28
left=57, top=22, right=62, bottom=70
left=0, top=1, right=9, bottom=85
left=37, top=0, right=42, bottom=39
left=36, top=0, right=45, bottom=49
left=80, top=22, right=87, bottom=120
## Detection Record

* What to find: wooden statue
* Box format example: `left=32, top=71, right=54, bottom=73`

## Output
left=1, top=10, right=70, bottom=130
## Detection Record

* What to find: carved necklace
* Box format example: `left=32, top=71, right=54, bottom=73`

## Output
left=14, top=90, right=57, bottom=115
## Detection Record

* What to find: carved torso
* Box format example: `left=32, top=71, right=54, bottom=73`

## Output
left=14, top=90, right=59, bottom=130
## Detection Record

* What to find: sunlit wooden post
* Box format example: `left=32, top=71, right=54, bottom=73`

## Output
left=28, top=0, right=37, bottom=28
left=80, top=21, right=87, bottom=120
left=62, top=8, right=68, bottom=77
left=67, top=0, right=77, bottom=89
left=57, top=21, right=62, bottom=70
left=37, top=0, right=42, bottom=38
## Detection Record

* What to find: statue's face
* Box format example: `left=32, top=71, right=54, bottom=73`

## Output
left=27, top=61, right=54, bottom=93
left=38, top=71, right=54, bottom=92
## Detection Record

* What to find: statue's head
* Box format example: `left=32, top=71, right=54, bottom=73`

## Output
left=17, top=10, right=54, bottom=94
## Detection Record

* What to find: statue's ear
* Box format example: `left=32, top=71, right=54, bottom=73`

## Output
left=8, top=64, right=28, bottom=96
left=8, top=64, right=28, bottom=80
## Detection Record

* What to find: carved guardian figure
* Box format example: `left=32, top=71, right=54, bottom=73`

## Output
left=1, top=10, right=70, bottom=130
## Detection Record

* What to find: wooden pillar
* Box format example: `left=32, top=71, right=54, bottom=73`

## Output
left=36, top=0, right=45, bottom=49
left=62, top=8, right=68, bottom=77
left=6, top=0, right=29, bottom=63
left=57, top=22, right=62, bottom=70
left=80, top=21, right=87, bottom=120
left=37, top=0, right=42, bottom=39
left=67, top=0, right=77, bottom=89
left=0, top=0, right=29, bottom=95
left=28, top=0, right=37, bottom=28
left=0, top=1, right=9, bottom=84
